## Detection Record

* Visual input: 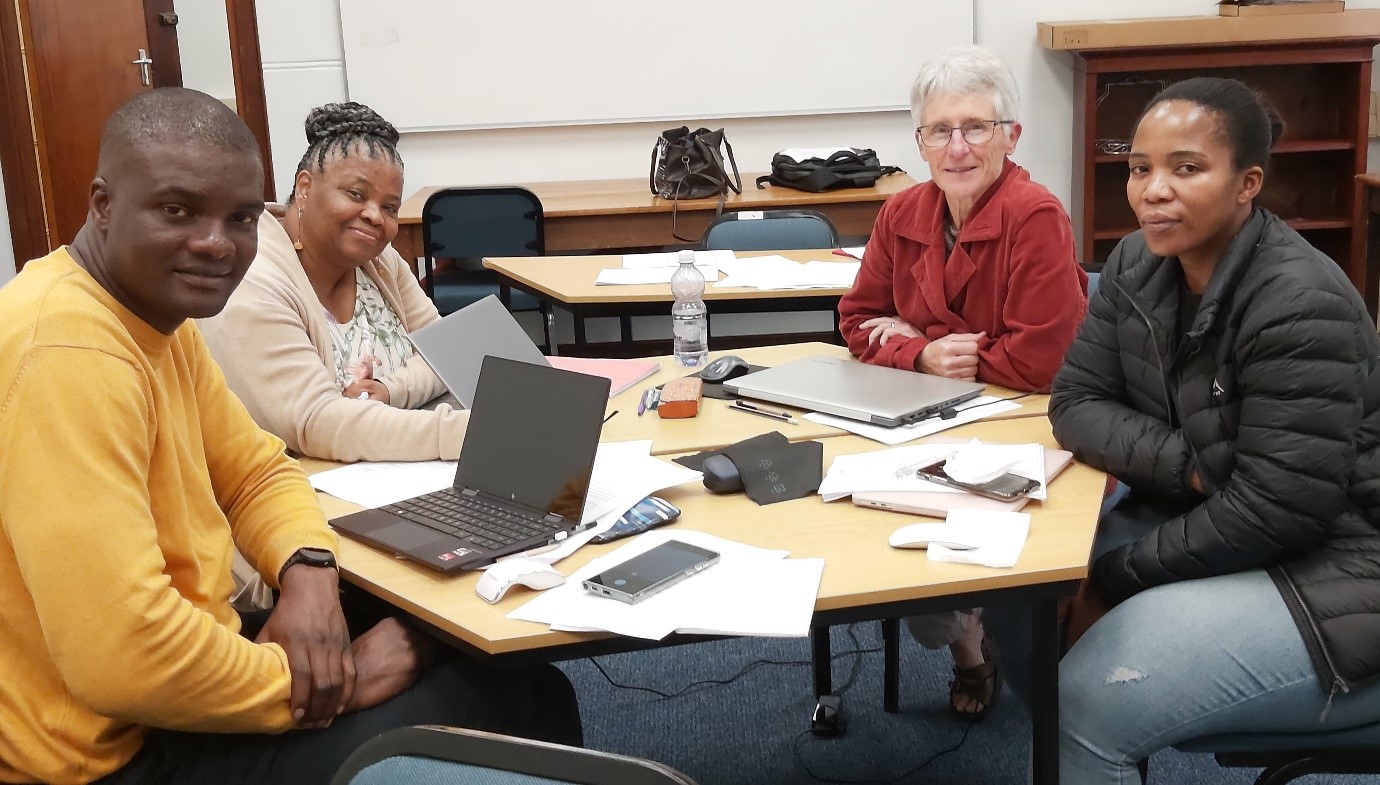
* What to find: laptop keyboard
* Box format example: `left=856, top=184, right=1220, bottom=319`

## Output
left=381, top=489, right=559, bottom=552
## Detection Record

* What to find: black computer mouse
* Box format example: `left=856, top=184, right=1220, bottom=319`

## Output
left=701, top=454, right=744, bottom=494
left=700, top=355, right=752, bottom=384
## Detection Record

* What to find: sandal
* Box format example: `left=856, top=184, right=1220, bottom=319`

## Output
left=948, top=636, right=1001, bottom=723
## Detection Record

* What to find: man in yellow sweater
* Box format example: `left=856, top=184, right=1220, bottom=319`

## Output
left=0, top=89, right=580, bottom=785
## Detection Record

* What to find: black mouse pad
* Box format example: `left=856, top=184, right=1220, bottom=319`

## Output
left=658, top=364, right=768, bottom=400
left=674, top=432, right=822, bottom=506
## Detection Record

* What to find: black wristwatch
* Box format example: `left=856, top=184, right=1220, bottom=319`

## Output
left=278, top=547, right=338, bottom=583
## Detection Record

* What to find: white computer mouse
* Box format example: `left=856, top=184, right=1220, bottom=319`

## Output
left=888, top=523, right=984, bottom=551
left=475, top=558, right=566, bottom=604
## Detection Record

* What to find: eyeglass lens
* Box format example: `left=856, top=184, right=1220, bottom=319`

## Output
left=918, top=121, right=1002, bottom=148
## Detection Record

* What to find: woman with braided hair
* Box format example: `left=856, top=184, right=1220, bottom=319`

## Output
left=202, top=101, right=467, bottom=467
left=201, top=102, right=469, bottom=612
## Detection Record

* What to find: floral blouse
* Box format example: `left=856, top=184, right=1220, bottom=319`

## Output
left=326, top=268, right=413, bottom=393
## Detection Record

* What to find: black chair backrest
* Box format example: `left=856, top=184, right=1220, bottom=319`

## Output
left=421, top=186, right=545, bottom=275
left=699, top=208, right=839, bottom=252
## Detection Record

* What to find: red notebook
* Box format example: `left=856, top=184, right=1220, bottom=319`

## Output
left=546, top=356, right=660, bottom=398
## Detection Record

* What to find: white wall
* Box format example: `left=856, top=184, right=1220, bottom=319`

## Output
left=174, top=0, right=236, bottom=102
left=251, top=0, right=1380, bottom=344
left=0, top=156, right=12, bottom=285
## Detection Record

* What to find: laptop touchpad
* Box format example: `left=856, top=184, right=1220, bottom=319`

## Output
left=372, top=522, right=450, bottom=550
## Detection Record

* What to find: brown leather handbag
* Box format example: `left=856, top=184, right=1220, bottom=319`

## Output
left=649, top=126, right=743, bottom=240
left=650, top=126, right=742, bottom=200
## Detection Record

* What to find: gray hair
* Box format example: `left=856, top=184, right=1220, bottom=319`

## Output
left=909, top=45, right=1020, bottom=129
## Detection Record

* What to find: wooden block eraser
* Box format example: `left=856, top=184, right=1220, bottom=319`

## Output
left=657, top=377, right=703, bottom=419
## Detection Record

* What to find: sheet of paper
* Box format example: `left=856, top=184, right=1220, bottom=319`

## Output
left=818, top=440, right=1046, bottom=503
left=578, top=441, right=703, bottom=524
left=508, top=529, right=818, bottom=639
left=621, top=250, right=737, bottom=269
left=713, top=255, right=858, bottom=290
left=596, top=265, right=719, bottom=285
left=817, top=443, right=961, bottom=501
left=802, top=396, right=1023, bottom=446
left=838, top=246, right=866, bottom=260
left=309, top=460, right=456, bottom=508
left=927, top=510, right=1031, bottom=569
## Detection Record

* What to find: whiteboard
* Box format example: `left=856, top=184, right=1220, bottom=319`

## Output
left=338, top=0, right=974, bottom=132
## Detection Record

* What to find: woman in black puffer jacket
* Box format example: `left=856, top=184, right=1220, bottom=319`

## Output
left=1007, top=77, right=1380, bottom=783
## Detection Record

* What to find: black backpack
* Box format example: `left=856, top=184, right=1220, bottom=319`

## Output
left=755, top=148, right=901, bottom=193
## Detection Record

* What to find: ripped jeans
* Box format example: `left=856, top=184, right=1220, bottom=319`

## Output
left=987, top=499, right=1380, bottom=784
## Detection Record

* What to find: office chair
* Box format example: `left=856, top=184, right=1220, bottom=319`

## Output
left=421, top=186, right=551, bottom=351
left=1173, top=721, right=1380, bottom=785
left=331, top=725, right=700, bottom=785
left=696, top=209, right=842, bottom=348
left=700, top=209, right=839, bottom=252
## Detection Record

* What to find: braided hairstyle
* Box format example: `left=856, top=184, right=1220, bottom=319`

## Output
left=288, top=101, right=402, bottom=202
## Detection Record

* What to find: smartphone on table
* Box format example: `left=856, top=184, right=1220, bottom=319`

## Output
left=590, top=496, right=681, bottom=544
left=582, top=540, right=720, bottom=604
left=916, top=460, right=1039, bottom=502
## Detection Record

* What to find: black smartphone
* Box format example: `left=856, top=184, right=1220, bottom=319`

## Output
left=916, top=460, right=1039, bottom=502
left=582, top=540, right=720, bottom=604
left=590, top=496, right=682, bottom=544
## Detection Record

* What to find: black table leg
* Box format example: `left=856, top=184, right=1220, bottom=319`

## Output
left=882, top=617, right=900, bottom=713
left=811, top=625, right=832, bottom=697
left=573, top=306, right=589, bottom=356
left=1031, top=596, right=1061, bottom=785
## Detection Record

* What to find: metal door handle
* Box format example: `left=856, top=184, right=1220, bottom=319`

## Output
left=132, top=48, right=153, bottom=86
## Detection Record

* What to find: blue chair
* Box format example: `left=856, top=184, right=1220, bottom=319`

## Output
left=421, top=186, right=551, bottom=351
left=697, top=209, right=841, bottom=349
left=700, top=209, right=839, bottom=251
left=331, top=725, right=699, bottom=785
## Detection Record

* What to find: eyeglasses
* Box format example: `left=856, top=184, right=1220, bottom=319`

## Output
left=915, top=120, right=1013, bottom=149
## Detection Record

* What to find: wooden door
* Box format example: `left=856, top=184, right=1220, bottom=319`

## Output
left=21, top=0, right=179, bottom=249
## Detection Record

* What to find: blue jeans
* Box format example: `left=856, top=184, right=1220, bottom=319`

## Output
left=988, top=490, right=1380, bottom=784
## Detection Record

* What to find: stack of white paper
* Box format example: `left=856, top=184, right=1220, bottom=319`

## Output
left=508, top=529, right=824, bottom=640
left=621, top=250, right=737, bottom=269
left=817, top=440, right=1046, bottom=502
left=596, top=265, right=719, bottom=285
left=803, top=395, right=1023, bottom=446
left=713, top=255, right=859, bottom=290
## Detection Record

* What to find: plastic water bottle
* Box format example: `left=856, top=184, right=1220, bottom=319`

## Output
left=670, top=250, right=708, bottom=368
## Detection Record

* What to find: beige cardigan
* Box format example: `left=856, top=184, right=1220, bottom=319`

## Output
left=200, top=216, right=469, bottom=462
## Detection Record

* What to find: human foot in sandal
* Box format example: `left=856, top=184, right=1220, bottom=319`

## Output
left=947, top=616, right=1001, bottom=722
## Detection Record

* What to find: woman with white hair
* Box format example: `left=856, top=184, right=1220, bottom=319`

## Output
left=838, top=45, right=1088, bottom=722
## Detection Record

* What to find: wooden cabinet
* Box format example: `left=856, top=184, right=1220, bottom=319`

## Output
left=1044, top=14, right=1380, bottom=295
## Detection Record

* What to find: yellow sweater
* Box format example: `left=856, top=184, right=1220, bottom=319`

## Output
left=0, top=250, right=337, bottom=784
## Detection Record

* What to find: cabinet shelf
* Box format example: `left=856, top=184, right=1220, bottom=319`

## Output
left=1055, top=29, right=1378, bottom=287
left=1092, top=137, right=1355, bottom=164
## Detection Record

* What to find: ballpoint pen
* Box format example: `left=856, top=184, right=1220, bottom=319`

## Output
left=726, top=401, right=797, bottom=424
left=733, top=400, right=796, bottom=419
left=637, top=387, right=657, bottom=416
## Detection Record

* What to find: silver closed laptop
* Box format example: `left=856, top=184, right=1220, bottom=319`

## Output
left=408, top=294, right=549, bottom=407
left=723, top=355, right=983, bottom=428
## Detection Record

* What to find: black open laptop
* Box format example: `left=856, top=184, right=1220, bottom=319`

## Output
left=331, top=355, right=611, bottom=572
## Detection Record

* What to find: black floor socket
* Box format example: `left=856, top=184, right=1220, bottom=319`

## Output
left=810, top=694, right=845, bottom=737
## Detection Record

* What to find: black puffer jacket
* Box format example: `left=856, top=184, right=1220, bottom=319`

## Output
left=1051, top=208, right=1380, bottom=690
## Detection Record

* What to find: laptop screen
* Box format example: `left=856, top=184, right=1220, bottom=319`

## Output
left=455, top=355, right=611, bottom=520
